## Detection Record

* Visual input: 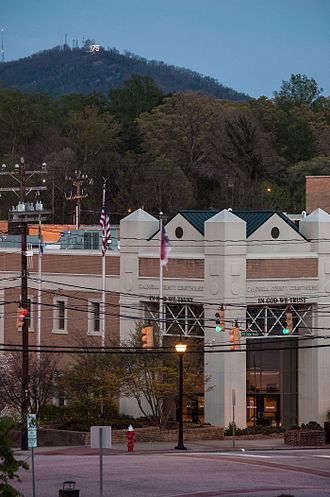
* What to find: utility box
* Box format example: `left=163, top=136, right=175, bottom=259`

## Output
left=59, top=481, right=79, bottom=497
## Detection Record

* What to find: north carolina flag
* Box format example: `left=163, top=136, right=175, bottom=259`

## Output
left=160, top=226, right=171, bottom=266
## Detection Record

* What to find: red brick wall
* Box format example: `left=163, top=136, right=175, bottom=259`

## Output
left=139, top=258, right=204, bottom=278
left=0, top=253, right=120, bottom=275
left=247, top=258, right=318, bottom=279
left=306, top=176, right=330, bottom=213
left=4, top=287, right=120, bottom=368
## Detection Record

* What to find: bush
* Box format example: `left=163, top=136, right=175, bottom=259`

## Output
left=289, top=420, right=323, bottom=431
left=224, top=424, right=285, bottom=436
left=224, top=422, right=243, bottom=436
left=0, top=417, right=29, bottom=497
left=301, top=421, right=323, bottom=430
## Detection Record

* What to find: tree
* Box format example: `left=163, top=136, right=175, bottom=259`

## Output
left=65, top=106, right=120, bottom=168
left=57, top=337, right=125, bottom=425
left=120, top=326, right=205, bottom=428
left=288, top=156, right=330, bottom=211
left=274, top=73, right=323, bottom=108
left=0, top=352, right=57, bottom=418
left=109, top=75, right=163, bottom=152
left=0, top=417, right=28, bottom=497
left=222, top=113, right=282, bottom=208
left=0, top=89, right=55, bottom=162
left=274, top=111, right=317, bottom=164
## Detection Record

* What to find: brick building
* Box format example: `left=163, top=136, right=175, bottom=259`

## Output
left=1, top=206, right=330, bottom=428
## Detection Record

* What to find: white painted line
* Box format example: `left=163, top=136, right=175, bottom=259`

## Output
left=190, top=452, right=271, bottom=458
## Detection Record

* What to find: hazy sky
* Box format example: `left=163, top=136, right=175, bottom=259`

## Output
left=2, top=0, right=329, bottom=98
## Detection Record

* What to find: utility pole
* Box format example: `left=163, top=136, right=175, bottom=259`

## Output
left=65, top=170, right=90, bottom=229
left=0, top=158, right=50, bottom=450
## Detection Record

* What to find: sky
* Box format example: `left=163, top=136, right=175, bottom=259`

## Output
left=2, top=0, right=329, bottom=98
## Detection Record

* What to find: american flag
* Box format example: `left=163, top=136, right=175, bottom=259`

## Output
left=160, top=225, right=171, bottom=266
left=100, top=189, right=111, bottom=257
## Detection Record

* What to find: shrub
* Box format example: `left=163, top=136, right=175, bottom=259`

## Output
left=224, top=422, right=243, bottom=436
left=224, top=424, right=285, bottom=436
left=0, top=416, right=29, bottom=497
left=301, top=421, right=322, bottom=430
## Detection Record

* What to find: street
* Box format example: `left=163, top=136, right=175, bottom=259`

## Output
left=14, top=447, right=330, bottom=497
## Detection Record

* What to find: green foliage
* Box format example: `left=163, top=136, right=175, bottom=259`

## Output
left=120, top=328, right=205, bottom=428
left=224, top=422, right=243, bottom=436
left=300, top=421, right=323, bottom=430
left=224, top=423, right=285, bottom=436
left=288, top=157, right=330, bottom=211
left=274, top=73, right=323, bottom=108
left=0, top=417, right=28, bottom=497
left=0, top=69, right=328, bottom=220
left=289, top=420, right=323, bottom=430
left=0, top=46, right=249, bottom=101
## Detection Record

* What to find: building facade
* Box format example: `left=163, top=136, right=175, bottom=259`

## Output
left=1, top=207, right=330, bottom=428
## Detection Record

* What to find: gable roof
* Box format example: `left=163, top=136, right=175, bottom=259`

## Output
left=179, top=210, right=302, bottom=238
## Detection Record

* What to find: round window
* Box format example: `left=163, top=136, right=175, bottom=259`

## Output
left=271, top=227, right=280, bottom=239
left=175, top=226, right=183, bottom=239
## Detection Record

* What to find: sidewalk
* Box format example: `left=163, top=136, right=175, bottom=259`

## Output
left=15, top=436, right=299, bottom=456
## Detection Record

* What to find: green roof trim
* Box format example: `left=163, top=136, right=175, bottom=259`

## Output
left=179, top=209, right=303, bottom=238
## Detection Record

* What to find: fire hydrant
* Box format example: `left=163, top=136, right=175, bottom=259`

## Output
left=127, top=424, right=135, bottom=452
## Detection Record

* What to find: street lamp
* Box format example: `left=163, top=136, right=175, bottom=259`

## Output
left=175, top=342, right=187, bottom=450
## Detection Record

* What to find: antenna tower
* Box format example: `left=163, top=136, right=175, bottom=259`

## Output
left=1, top=28, right=4, bottom=63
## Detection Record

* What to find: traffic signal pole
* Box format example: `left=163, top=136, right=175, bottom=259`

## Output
left=21, top=219, right=29, bottom=450
left=19, top=158, right=29, bottom=450
left=0, top=158, right=50, bottom=450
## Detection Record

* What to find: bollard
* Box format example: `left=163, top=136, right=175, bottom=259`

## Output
left=127, top=424, right=135, bottom=452
left=59, top=481, right=79, bottom=497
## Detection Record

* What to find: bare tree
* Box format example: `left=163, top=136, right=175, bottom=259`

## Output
left=0, top=352, right=58, bottom=418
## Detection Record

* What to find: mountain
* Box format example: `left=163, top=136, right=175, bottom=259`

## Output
left=0, top=45, right=250, bottom=101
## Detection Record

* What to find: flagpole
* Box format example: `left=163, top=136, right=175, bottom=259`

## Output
left=159, top=211, right=163, bottom=347
left=37, top=218, right=42, bottom=365
left=101, top=180, right=107, bottom=349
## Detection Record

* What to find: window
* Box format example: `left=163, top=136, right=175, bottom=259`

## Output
left=84, top=232, right=100, bottom=250
left=175, top=226, right=184, bottom=239
left=53, top=299, right=67, bottom=333
left=271, top=227, right=280, bottom=239
left=88, top=301, right=101, bottom=335
left=144, top=302, right=204, bottom=337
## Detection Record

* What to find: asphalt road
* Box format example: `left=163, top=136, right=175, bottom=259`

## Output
left=14, top=447, right=330, bottom=497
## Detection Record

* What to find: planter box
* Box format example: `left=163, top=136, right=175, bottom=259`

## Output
left=324, top=422, right=330, bottom=444
left=284, top=429, right=326, bottom=446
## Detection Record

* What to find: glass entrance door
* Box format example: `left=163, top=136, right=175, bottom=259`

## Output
left=247, top=394, right=281, bottom=427
left=246, top=337, right=298, bottom=428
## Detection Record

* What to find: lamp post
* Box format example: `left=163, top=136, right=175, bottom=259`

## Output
left=175, top=342, right=187, bottom=450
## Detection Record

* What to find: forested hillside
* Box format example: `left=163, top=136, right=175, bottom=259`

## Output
left=0, top=73, right=329, bottom=224
left=0, top=44, right=249, bottom=100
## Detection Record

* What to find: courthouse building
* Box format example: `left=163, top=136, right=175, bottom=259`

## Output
left=1, top=204, right=330, bottom=429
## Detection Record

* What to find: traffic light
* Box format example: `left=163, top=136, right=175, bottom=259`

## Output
left=141, top=325, right=154, bottom=349
left=282, top=312, right=293, bottom=335
left=16, top=307, right=29, bottom=330
left=215, top=305, right=225, bottom=333
left=229, top=320, right=240, bottom=350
